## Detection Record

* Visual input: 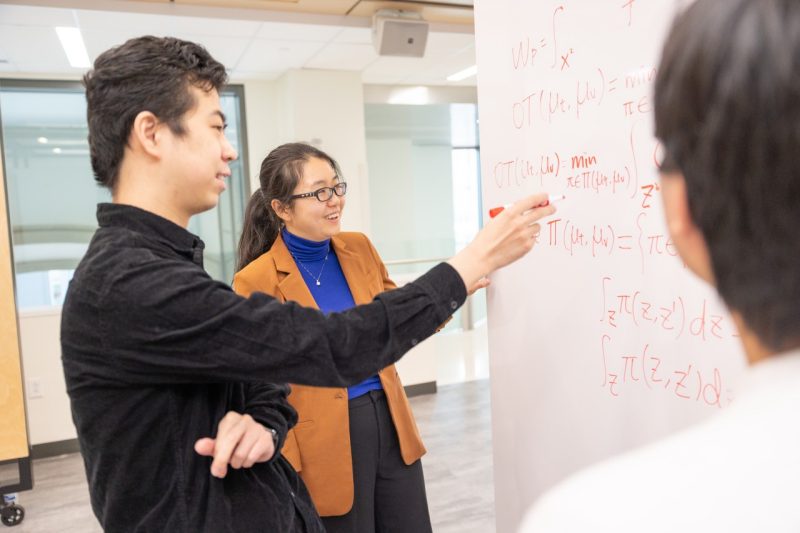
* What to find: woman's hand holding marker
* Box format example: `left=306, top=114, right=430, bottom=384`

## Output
left=488, top=194, right=566, bottom=218
left=447, top=192, right=560, bottom=291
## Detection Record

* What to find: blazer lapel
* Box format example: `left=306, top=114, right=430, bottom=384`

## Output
left=333, top=235, right=375, bottom=305
left=273, top=234, right=319, bottom=310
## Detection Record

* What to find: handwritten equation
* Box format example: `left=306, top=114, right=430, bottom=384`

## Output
left=600, top=276, right=739, bottom=342
left=488, top=121, right=666, bottom=215
left=539, top=211, right=682, bottom=275
left=509, top=65, right=657, bottom=129
left=480, top=0, right=744, bottom=412
left=600, top=336, right=732, bottom=407
left=510, top=5, right=571, bottom=71
left=510, top=3, right=645, bottom=73
left=492, top=151, right=636, bottom=197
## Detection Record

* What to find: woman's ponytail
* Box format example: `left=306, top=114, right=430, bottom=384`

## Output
left=235, top=142, right=343, bottom=272
left=236, top=190, right=281, bottom=271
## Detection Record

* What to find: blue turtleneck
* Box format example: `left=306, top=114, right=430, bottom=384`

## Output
left=281, top=227, right=383, bottom=400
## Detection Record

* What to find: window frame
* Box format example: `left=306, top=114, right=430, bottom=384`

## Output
left=0, top=78, right=250, bottom=308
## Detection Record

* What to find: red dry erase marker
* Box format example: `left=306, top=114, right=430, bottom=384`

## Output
left=489, top=194, right=565, bottom=218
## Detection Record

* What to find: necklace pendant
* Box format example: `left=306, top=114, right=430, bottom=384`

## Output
left=316, top=280, right=321, bottom=286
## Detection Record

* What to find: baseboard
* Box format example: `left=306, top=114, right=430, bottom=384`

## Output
left=404, top=381, right=437, bottom=397
left=31, top=439, right=80, bottom=460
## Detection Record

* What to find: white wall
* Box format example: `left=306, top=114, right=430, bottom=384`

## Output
left=240, top=70, right=371, bottom=234
left=240, top=79, right=282, bottom=183
left=19, top=309, right=76, bottom=445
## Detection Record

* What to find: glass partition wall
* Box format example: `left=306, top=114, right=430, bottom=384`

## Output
left=0, top=81, right=249, bottom=311
left=364, top=102, right=485, bottom=329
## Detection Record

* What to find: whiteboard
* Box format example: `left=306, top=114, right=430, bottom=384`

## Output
left=473, top=1, right=748, bottom=531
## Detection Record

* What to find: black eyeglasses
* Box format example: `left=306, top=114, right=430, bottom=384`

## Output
left=289, top=182, right=347, bottom=202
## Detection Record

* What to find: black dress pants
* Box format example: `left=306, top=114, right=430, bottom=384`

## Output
left=321, top=389, right=433, bottom=533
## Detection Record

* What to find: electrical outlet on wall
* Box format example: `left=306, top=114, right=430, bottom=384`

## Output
left=27, top=378, right=43, bottom=399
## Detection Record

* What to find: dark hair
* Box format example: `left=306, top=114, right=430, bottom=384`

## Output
left=236, top=143, right=343, bottom=271
left=654, top=0, right=800, bottom=350
left=83, top=36, right=228, bottom=191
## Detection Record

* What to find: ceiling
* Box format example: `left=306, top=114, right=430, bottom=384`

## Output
left=0, top=0, right=477, bottom=86
left=170, top=0, right=473, bottom=23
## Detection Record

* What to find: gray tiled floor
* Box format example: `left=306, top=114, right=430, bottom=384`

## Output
left=6, top=380, right=494, bottom=532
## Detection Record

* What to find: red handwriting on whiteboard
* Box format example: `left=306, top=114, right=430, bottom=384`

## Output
left=510, top=6, right=576, bottom=72
left=511, top=88, right=571, bottom=128
left=567, top=167, right=631, bottom=194
left=512, top=72, right=611, bottom=126
left=511, top=36, right=547, bottom=69
left=490, top=148, right=641, bottom=195
left=600, top=276, right=735, bottom=342
left=492, top=150, right=633, bottom=190
left=623, top=95, right=652, bottom=117
left=491, top=153, right=564, bottom=188
left=508, top=62, right=658, bottom=125
left=622, top=0, right=636, bottom=26
left=625, top=66, right=657, bottom=89
left=640, top=182, right=661, bottom=208
left=576, top=68, right=607, bottom=118
left=550, top=5, right=567, bottom=70
left=600, top=336, right=728, bottom=407
left=545, top=215, right=677, bottom=268
left=564, top=151, right=631, bottom=195
left=560, top=48, right=575, bottom=70
left=508, top=64, right=658, bottom=126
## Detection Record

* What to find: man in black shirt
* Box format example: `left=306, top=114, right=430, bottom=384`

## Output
left=61, top=36, right=556, bottom=532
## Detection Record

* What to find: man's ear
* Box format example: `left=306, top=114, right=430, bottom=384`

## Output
left=129, top=111, right=163, bottom=158
left=271, top=198, right=291, bottom=224
left=661, top=172, right=715, bottom=284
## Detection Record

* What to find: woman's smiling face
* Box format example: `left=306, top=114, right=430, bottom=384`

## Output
left=281, top=157, right=346, bottom=242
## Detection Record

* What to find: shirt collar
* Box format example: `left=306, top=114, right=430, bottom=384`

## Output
left=740, top=348, right=800, bottom=396
left=96, top=203, right=205, bottom=265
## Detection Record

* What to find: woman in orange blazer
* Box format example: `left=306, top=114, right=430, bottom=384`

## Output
left=234, top=143, right=434, bottom=533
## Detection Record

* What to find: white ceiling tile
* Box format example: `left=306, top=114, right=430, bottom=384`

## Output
left=76, top=10, right=261, bottom=39
left=451, top=77, right=477, bottom=87
left=364, top=55, right=438, bottom=75
left=402, top=72, right=477, bottom=87
left=360, top=72, right=402, bottom=85
left=0, top=5, right=476, bottom=86
left=81, top=28, right=149, bottom=60
left=438, top=46, right=477, bottom=73
left=424, top=31, right=474, bottom=58
left=398, top=45, right=476, bottom=86
left=255, top=21, right=342, bottom=42
left=230, top=69, right=284, bottom=81
left=236, top=39, right=324, bottom=72
left=0, top=4, right=75, bottom=27
left=81, top=29, right=250, bottom=70
left=305, top=43, right=378, bottom=71
left=333, top=27, right=373, bottom=45
left=361, top=56, right=425, bottom=85
left=0, top=25, right=75, bottom=73
left=184, top=35, right=253, bottom=68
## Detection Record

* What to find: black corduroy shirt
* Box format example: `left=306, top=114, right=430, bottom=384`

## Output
left=61, top=203, right=466, bottom=532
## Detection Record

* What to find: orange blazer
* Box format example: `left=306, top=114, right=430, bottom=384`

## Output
left=233, top=232, right=426, bottom=516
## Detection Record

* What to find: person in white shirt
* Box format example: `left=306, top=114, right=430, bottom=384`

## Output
left=520, top=0, right=800, bottom=531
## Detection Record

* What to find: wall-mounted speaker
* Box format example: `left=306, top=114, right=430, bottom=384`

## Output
left=372, top=9, right=429, bottom=58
